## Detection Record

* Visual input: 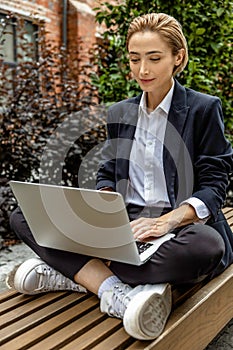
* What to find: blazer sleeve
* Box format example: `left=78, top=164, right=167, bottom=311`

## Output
left=191, top=96, right=233, bottom=221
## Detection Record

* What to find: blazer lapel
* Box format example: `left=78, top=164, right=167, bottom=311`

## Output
left=115, top=97, right=140, bottom=195
left=164, top=80, right=191, bottom=207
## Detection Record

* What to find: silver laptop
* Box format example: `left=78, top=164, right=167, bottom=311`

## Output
left=9, top=181, right=175, bottom=265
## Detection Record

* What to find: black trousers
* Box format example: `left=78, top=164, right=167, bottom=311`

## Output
left=10, top=206, right=225, bottom=286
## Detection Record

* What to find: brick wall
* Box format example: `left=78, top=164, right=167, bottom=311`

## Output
left=68, top=0, right=97, bottom=49
left=0, top=0, right=99, bottom=49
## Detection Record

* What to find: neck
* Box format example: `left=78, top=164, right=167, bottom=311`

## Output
left=146, top=80, right=173, bottom=111
left=146, top=92, right=163, bottom=111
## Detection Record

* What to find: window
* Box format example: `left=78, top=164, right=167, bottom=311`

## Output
left=0, top=14, right=38, bottom=65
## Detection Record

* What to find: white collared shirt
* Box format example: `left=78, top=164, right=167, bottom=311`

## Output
left=125, top=81, right=210, bottom=220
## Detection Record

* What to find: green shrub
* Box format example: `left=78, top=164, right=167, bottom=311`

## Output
left=0, top=14, right=102, bottom=180
left=0, top=14, right=102, bottom=239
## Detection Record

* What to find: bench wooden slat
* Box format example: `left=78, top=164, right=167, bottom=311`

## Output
left=28, top=308, right=107, bottom=350
left=0, top=292, right=88, bottom=347
left=0, top=292, right=67, bottom=321
left=2, top=305, right=106, bottom=350
left=227, top=217, right=233, bottom=226
left=91, top=328, right=133, bottom=350
left=222, top=207, right=233, bottom=221
left=0, top=292, right=81, bottom=329
left=222, top=206, right=233, bottom=214
left=0, top=293, right=35, bottom=315
left=0, top=289, right=18, bottom=303
left=60, top=317, right=122, bottom=350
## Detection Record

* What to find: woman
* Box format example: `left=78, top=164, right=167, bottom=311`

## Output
left=10, top=13, right=233, bottom=340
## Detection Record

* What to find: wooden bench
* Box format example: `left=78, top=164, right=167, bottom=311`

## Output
left=0, top=207, right=232, bottom=350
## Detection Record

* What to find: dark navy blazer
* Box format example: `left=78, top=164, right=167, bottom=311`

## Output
left=96, top=79, right=233, bottom=274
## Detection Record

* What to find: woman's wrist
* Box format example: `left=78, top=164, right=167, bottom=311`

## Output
left=165, top=204, right=198, bottom=229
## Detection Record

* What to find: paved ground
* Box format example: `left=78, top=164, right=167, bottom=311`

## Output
left=0, top=243, right=232, bottom=349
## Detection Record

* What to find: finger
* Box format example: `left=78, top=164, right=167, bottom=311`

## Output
left=133, top=225, right=158, bottom=238
left=136, top=225, right=168, bottom=239
left=131, top=220, right=149, bottom=233
left=135, top=229, right=157, bottom=241
left=133, top=225, right=149, bottom=238
left=130, top=217, right=147, bottom=228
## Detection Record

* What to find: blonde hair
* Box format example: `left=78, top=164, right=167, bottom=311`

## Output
left=126, top=13, right=188, bottom=75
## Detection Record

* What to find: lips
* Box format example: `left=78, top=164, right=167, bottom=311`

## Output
left=140, top=78, right=155, bottom=84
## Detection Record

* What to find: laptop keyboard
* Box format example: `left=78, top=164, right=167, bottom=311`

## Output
left=136, top=241, right=153, bottom=254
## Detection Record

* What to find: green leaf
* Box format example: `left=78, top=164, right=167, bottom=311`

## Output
left=216, top=8, right=225, bottom=17
left=196, top=28, right=206, bottom=35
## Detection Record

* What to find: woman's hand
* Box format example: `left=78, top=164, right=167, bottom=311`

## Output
left=131, top=204, right=198, bottom=241
left=131, top=216, right=173, bottom=241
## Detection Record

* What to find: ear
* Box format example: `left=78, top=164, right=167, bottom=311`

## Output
left=175, top=48, right=185, bottom=66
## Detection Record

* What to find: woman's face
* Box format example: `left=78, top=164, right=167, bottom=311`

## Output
left=128, top=31, right=184, bottom=100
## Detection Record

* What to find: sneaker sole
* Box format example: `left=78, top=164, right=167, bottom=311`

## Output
left=123, top=284, right=172, bottom=340
left=6, top=264, right=21, bottom=289
left=13, top=258, right=43, bottom=294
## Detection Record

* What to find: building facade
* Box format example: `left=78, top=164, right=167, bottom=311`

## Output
left=0, top=0, right=99, bottom=64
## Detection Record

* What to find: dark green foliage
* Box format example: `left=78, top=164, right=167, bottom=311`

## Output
left=0, top=14, right=103, bottom=239
left=0, top=15, right=99, bottom=182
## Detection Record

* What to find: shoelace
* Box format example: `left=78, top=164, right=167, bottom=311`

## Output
left=110, top=284, right=132, bottom=318
left=34, top=265, right=79, bottom=292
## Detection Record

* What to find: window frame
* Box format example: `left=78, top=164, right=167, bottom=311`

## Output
left=0, top=13, right=38, bottom=65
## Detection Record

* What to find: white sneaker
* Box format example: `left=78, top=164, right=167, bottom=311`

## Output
left=100, top=283, right=171, bottom=340
left=12, top=258, right=87, bottom=295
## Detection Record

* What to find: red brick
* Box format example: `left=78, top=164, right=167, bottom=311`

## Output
left=0, top=0, right=99, bottom=50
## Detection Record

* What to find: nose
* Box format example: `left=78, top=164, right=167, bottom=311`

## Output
left=139, top=60, right=149, bottom=76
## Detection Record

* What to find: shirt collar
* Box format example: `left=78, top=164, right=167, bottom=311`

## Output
left=139, top=79, right=174, bottom=115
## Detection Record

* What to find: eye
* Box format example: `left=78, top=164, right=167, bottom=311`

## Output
left=150, top=58, right=160, bottom=61
left=130, top=58, right=140, bottom=63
